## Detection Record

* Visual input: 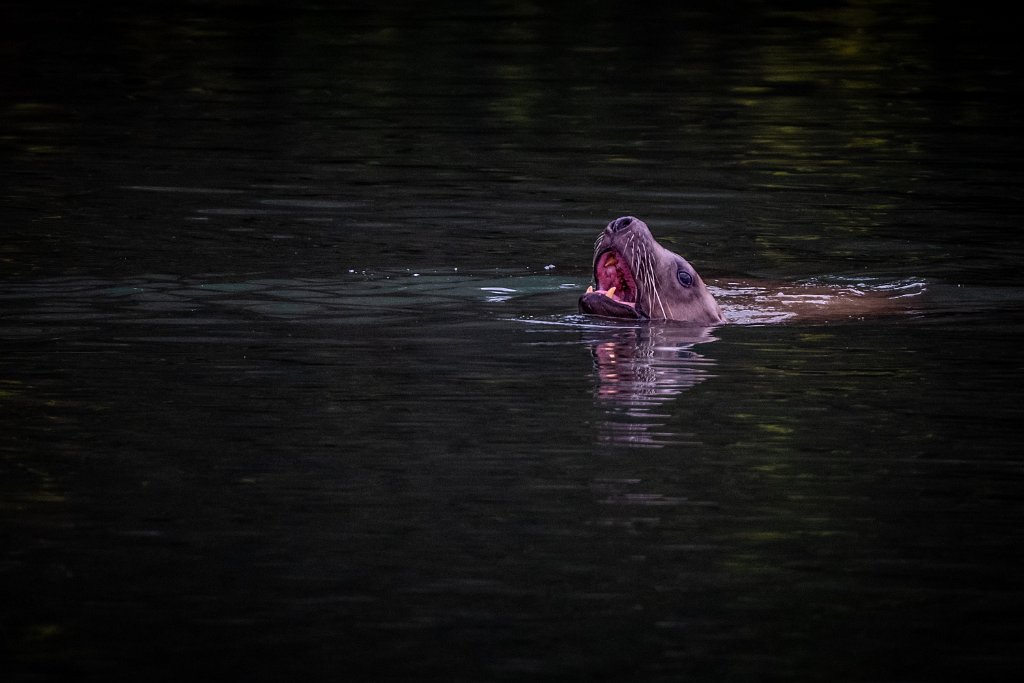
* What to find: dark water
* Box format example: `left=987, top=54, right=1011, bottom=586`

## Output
left=3, top=2, right=1023, bottom=681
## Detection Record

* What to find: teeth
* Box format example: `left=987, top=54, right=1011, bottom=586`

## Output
left=586, top=286, right=594, bottom=294
left=605, top=286, right=616, bottom=299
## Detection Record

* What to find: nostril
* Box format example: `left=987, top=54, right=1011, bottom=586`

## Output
left=609, top=216, right=634, bottom=233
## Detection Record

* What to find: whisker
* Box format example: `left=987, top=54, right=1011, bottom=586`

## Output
left=639, top=244, right=666, bottom=319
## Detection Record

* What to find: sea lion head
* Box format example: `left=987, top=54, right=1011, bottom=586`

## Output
left=578, top=216, right=724, bottom=324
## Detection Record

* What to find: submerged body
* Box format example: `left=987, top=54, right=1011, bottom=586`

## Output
left=579, top=216, right=921, bottom=324
left=707, top=277, right=922, bottom=325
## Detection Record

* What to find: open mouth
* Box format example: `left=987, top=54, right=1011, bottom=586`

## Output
left=586, top=249, right=638, bottom=310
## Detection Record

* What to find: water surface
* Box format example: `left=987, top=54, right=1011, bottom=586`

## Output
left=3, top=2, right=1023, bottom=681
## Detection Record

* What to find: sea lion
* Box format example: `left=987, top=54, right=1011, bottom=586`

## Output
left=579, top=216, right=725, bottom=324
left=578, top=216, right=924, bottom=324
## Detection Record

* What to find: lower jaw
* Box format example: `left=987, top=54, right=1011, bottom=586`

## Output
left=578, top=292, right=641, bottom=318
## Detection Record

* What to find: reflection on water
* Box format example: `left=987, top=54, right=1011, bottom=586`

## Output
left=584, top=322, right=717, bottom=447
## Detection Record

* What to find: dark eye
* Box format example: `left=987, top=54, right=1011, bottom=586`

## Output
left=677, top=269, right=693, bottom=287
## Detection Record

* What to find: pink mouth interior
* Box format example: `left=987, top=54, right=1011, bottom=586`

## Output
left=592, top=250, right=638, bottom=307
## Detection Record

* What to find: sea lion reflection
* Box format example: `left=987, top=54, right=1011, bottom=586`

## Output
left=585, top=323, right=718, bottom=447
